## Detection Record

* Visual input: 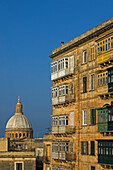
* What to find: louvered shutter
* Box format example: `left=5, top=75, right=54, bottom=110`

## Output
left=70, top=112, right=74, bottom=126
left=70, top=56, right=74, bottom=73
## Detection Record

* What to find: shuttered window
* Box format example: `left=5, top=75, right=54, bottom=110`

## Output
left=91, top=141, right=95, bottom=155
left=91, top=74, right=95, bottom=90
left=83, top=77, right=87, bottom=93
left=81, top=141, right=88, bottom=155
left=90, top=109, right=96, bottom=125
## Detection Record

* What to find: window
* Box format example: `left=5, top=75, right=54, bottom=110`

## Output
left=58, top=58, right=69, bottom=71
left=91, top=141, right=95, bottom=155
left=59, top=86, right=65, bottom=96
left=16, top=163, right=22, bottom=170
left=82, top=110, right=87, bottom=125
left=52, top=88, right=58, bottom=98
left=91, top=74, right=94, bottom=90
left=66, top=116, right=68, bottom=125
left=52, top=117, right=58, bottom=126
left=81, top=141, right=88, bottom=155
left=59, top=116, right=65, bottom=126
left=97, top=36, right=113, bottom=55
left=83, top=51, right=87, bottom=63
left=90, top=109, right=96, bottom=125
left=97, top=72, right=108, bottom=86
left=52, top=143, right=58, bottom=152
left=91, top=166, right=95, bottom=170
left=51, top=61, right=57, bottom=74
left=70, top=141, right=74, bottom=152
left=83, top=77, right=87, bottom=93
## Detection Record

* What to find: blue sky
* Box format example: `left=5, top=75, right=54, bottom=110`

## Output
left=0, top=0, right=113, bottom=137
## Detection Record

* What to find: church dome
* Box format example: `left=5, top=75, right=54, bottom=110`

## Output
left=6, top=114, right=32, bottom=129
left=5, top=96, right=33, bottom=139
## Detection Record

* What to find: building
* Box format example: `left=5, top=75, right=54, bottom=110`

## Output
left=43, top=17, right=113, bottom=170
left=0, top=97, right=43, bottom=170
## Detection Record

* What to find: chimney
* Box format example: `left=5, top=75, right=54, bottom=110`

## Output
left=61, top=42, right=64, bottom=45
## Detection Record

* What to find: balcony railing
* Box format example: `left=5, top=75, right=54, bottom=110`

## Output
left=98, top=122, right=113, bottom=132
left=52, top=152, right=76, bottom=161
left=43, top=156, right=51, bottom=163
left=52, top=126, right=76, bottom=134
left=52, top=94, right=75, bottom=106
left=51, top=68, right=74, bottom=81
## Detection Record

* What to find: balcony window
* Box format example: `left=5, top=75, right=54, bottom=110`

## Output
left=59, top=85, right=69, bottom=96
left=52, top=143, right=58, bottom=152
left=98, top=140, right=113, bottom=164
left=97, top=72, right=108, bottom=86
left=97, top=36, right=113, bottom=55
left=52, top=117, right=58, bottom=126
left=59, top=86, right=65, bottom=96
left=108, top=67, right=113, bottom=92
left=82, top=109, right=87, bottom=125
left=52, top=88, right=58, bottom=98
left=59, top=116, right=65, bottom=126
left=97, top=109, right=108, bottom=132
left=59, top=142, right=69, bottom=152
left=81, top=141, right=88, bottom=155
left=58, top=58, right=69, bottom=71
left=51, top=61, right=57, bottom=73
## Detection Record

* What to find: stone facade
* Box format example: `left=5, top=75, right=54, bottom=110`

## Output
left=43, top=17, right=113, bottom=170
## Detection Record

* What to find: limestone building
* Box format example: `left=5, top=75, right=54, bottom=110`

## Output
left=0, top=97, right=43, bottom=170
left=43, top=17, right=113, bottom=170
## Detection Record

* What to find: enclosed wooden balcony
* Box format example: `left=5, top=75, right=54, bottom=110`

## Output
left=98, top=140, right=113, bottom=165
left=51, top=56, right=74, bottom=81
left=97, top=49, right=113, bottom=66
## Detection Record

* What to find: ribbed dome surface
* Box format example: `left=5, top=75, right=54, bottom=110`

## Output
left=6, top=114, right=32, bottom=129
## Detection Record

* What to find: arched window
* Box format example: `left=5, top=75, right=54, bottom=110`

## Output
left=19, top=133, right=21, bottom=138
left=23, top=133, right=25, bottom=137
left=16, top=133, right=18, bottom=138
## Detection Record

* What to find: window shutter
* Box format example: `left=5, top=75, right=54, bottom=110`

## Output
left=70, top=56, right=74, bottom=73
left=90, top=109, right=92, bottom=125
left=93, top=109, right=96, bottom=125
left=70, top=112, right=74, bottom=126
left=86, top=141, right=88, bottom=155
left=91, top=141, right=95, bottom=155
